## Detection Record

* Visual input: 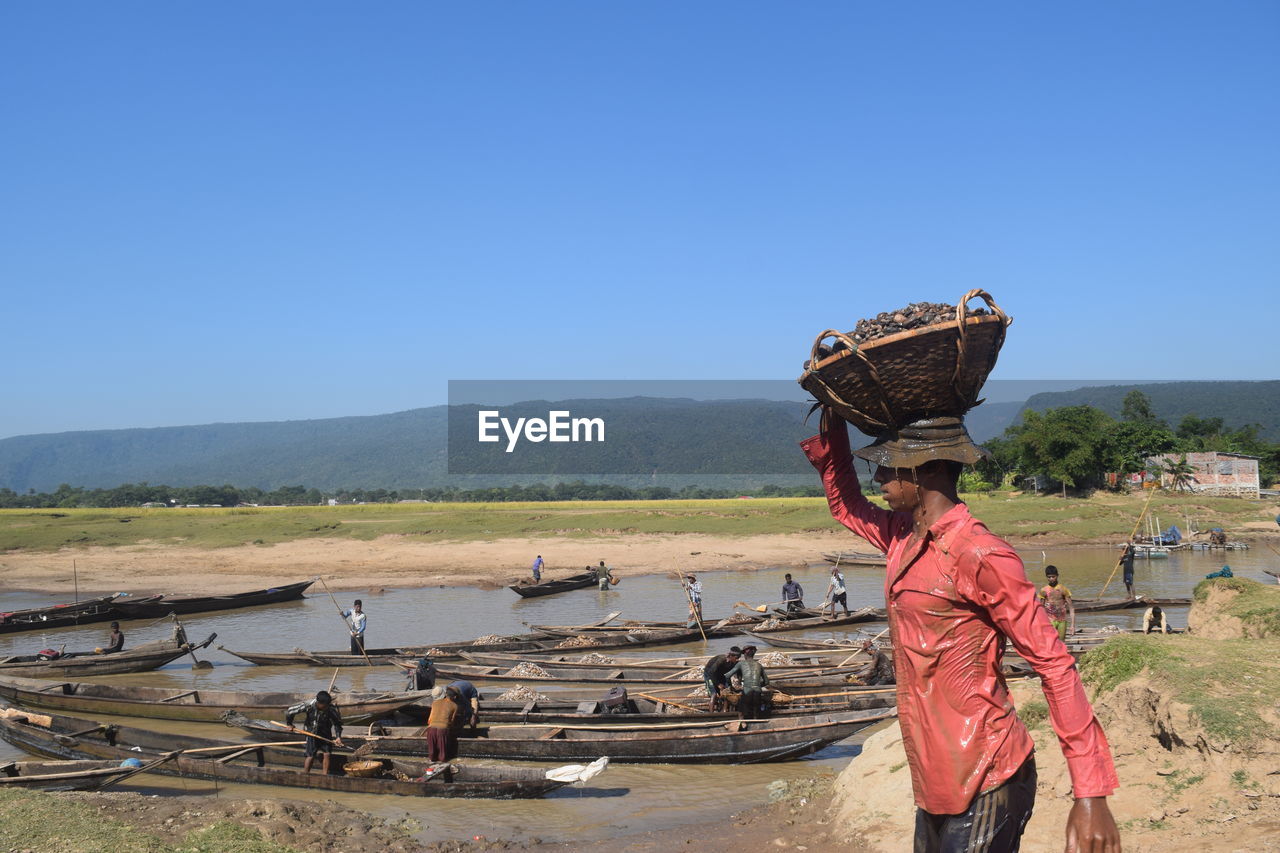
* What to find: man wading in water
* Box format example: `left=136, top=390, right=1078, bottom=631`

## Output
left=802, top=412, right=1119, bottom=853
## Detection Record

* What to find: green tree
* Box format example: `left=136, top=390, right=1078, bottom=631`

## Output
left=1120, top=390, right=1160, bottom=425
left=1015, top=406, right=1115, bottom=492
left=1105, top=420, right=1179, bottom=476
left=1162, top=454, right=1195, bottom=491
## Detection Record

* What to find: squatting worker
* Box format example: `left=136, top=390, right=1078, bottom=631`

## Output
left=802, top=412, right=1119, bottom=853
left=702, top=646, right=742, bottom=711
left=861, top=638, right=894, bottom=686
left=724, top=645, right=769, bottom=720
left=1142, top=605, right=1169, bottom=635
left=285, top=690, right=344, bottom=774
left=425, top=684, right=460, bottom=761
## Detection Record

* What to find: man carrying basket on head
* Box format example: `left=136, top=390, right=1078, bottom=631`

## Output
left=798, top=292, right=1119, bottom=852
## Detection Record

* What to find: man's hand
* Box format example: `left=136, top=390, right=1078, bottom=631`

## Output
left=1065, top=797, right=1120, bottom=853
left=333, top=737, right=344, bottom=747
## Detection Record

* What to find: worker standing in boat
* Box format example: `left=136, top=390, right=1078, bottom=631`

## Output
left=531, top=555, right=544, bottom=583
left=1120, top=543, right=1136, bottom=598
left=685, top=574, right=704, bottom=623
left=403, top=656, right=437, bottom=691
left=803, top=412, right=1119, bottom=852
left=285, top=690, right=345, bottom=774
left=342, top=600, right=366, bottom=656
left=825, top=566, right=850, bottom=620
left=781, top=573, right=805, bottom=613
left=724, top=645, right=769, bottom=719
left=702, top=646, right=742, bottom=712
left=1038, top=566, right=1075, bottom=641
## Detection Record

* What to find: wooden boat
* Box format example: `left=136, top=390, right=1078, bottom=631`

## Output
left=220, top=613, right=632, bottom=666
left=219, top=645, right=417, bottom=667
left=822, top=551, right=888, bottom=567
left=0, top=632, right=216, bottom=677
left=1072, top=597, right=1190, bottom=613
left=0, top=675, right=429, bottom=724
left=0, top=707, right=575, bottom=798
left=0, top=595, right=136, bottom=636
left=459, top=648, right=877, bottom=673
left=433, top=661, right=865, bottom=689
left=742, top=631, right=865, bottom=651
left=233, top=708, right=892, bottom=764
left=508, top=571, right=598, bottom=598
left=0, top=758, right=155, bottom=792
left=109, top=579, right=316, bottom=619
left=528, top=622, right=742, bottom=641
left=745, top=607, right=884, bottom=633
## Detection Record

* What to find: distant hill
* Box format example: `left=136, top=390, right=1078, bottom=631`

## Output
left=0, top=399, right=826, bottom=492
left=1019, top=381, right=1280, bottom=440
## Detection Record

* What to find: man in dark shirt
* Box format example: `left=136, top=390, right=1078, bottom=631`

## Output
left=285, top=690, right=344, bottom=773
left=448, top=680, right=480, bottom=730
left=725, top=646, right=769, bottom=720
left=1120, top=543, right=1136, bottom=597
left=702, top=646, right=742, bottom=711
left=781, top=574, right=804, bottom=613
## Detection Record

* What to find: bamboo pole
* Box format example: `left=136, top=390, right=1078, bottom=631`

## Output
left=1098, top=484, right=1160, bottom=597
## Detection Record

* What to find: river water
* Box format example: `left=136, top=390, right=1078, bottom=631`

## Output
left=0, top=544, right=1274, bottom=843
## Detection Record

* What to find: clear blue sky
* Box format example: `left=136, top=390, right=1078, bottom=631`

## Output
left=3, top=2, right=1276, bottom=438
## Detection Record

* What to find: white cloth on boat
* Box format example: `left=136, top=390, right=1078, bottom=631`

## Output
left=544, top=756, right=609, bottom=785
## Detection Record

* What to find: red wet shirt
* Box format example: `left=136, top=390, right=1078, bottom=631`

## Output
left=801, top=426, right=1118, bottom=815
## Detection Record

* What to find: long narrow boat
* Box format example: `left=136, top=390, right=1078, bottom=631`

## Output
left=0, top=758, right=153, bottom=792
left=527, top=622, right=742, bottom=641
left=508, top=572, right=598, bottom=598
left=0, top=707, right=578, bottom=798
left=0, top=595, right=136, bottom=636
left=822, top=551, right=888, bottom=567
left=458, top=648, right=875, bottom=673
left=235, top=707, right=892, bottom=764
left=1072, top=597, right=1191, bottom=613
left=217, top=645, right=418, bottom=667
left=744, top=606, right=884, bottom=633
left=433, top=661, right=865, bottom=689
left=109, top=579, right=316, bottom=619
left=0, top=675, right=429, bottom=724
left=0, top=633, right=216, bottom=678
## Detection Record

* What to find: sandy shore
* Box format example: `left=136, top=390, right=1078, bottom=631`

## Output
left=0, top=529, right=1133, bottom=596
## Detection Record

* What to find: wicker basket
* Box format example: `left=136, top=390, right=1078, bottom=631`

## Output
left=343, top=759, right=386, bottom=778
left=798, top=290, right=1011, bottom=434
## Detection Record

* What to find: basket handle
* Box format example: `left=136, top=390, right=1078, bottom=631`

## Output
left=952, top=289, right=1010, bottom=407
left=805, top=329, right=898, bottom=430
left=808, top=329, right=859, bottom=370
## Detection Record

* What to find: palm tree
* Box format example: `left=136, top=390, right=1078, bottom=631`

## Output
left=1162, top=455, right=1195, bottom=492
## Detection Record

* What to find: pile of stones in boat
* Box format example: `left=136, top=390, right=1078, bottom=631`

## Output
left=505, top=662, right=554, bottom=679
left=556, top=635, right=601, bottom=648
left=496, top=684, right=551, bottom=702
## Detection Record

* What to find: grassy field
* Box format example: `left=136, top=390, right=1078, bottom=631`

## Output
left=0, top=491, right=1273, bottom=553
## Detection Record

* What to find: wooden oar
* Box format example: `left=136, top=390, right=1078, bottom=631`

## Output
left=178, top=741, right=306, bottom=755
left=634, top=692, right=706, bottom=714
left=96, top=750, right=184, bottom=791
left=318, top=578, right=373, bottom=667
